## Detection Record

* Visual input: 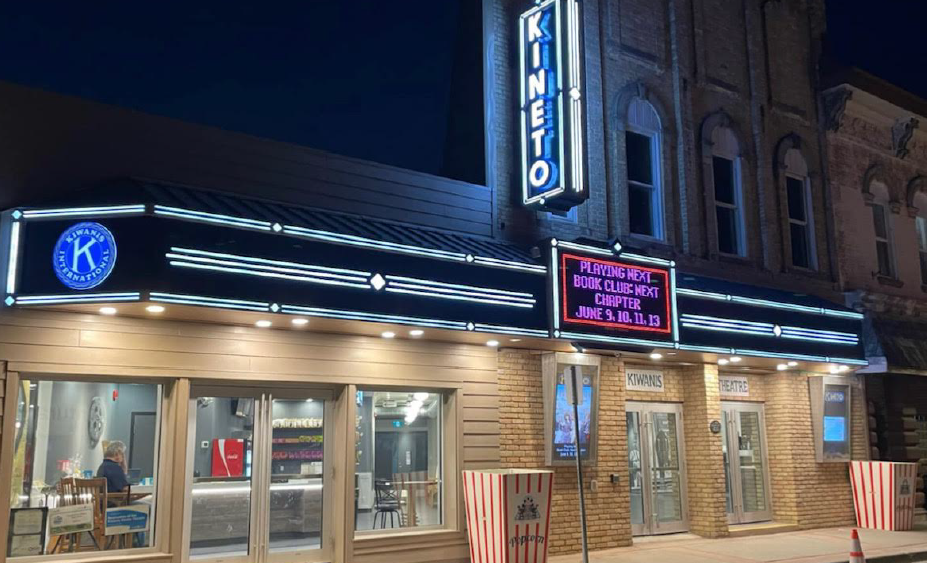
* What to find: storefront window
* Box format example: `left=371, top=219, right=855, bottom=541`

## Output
left=8, top=379, right=161, bottom=557
left=355, top=390, right=443, bottom=533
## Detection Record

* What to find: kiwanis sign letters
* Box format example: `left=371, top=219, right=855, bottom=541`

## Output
left=625, top=368, right=664, bottom=393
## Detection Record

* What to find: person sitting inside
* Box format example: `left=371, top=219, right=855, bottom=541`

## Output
left=97, top=441, right=129, bottom=493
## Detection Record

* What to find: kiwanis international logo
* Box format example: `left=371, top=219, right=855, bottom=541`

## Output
left=52, top=222, right=117, bottom=290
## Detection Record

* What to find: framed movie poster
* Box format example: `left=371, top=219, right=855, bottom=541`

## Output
left=541, top=352, right=600, bottom=466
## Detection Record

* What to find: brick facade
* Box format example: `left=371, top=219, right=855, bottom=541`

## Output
left=498, top=350, right=867, bottom=554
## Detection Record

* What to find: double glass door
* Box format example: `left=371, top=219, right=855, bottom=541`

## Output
left=626, top=402, right=688, bottom=535
left=721, top=402, right=772, bottom=524
left=183, top=386, right=332, bottom=563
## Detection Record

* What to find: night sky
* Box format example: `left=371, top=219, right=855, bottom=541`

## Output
left=0, top=1, right=923, bottom=180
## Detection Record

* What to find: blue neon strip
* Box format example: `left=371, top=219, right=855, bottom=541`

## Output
left=167, top=249, right=370, bottom=285
left=384, top=275, right=535, bottom=300
left=20, top=205, right=147, bottom=218
left=676, top=287, right=864, bottom=320
left=14, top=292, right=141, bottom=305
left=149, top=292, right=270, bottom=312
left=6, top=220, right=20, bottom=294
left=384, top=287, right=535, bottom=308
left=676, top=344, right=734, bottom=354
left=670, top=268, right=680, bottom=342
left=472, top=324, right=549, bottom=337
left=680, top=314, right=776, bottom=330
left=557, top=331, right=670, bottom=349
left=780, top=326, right=858, bottom=340
left=279, top=305, right=468, bottom=330
left=153, top=206, right=272, bottom=231
left=551, top=248, right=561, bottom=330
left=169, top=261, right=372, bottom=290
left=169, top=247, right=372, bottom=277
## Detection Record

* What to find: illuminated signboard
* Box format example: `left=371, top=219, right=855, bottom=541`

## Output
left=551, top=370, right=594, bottom=462
left=519, top=0, right=587, bottom=211
left=560, top=253, right=672, bottom=338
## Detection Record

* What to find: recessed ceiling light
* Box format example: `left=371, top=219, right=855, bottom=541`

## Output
left=649, top=353, right=662, bottom=360
left=255, top=320, right=272, bottom=328
left=381, top=331, right=396, bottom=339
left=777, top=364, right=788, bottom=371
left=838, top=365, right=849, bottom=372
left=729, top=356, right=742, bottom=363
left=509, top=338, right=522, bottom=342
left=99, top=307, right=117, bottom=315
left=486, top=340, right=500, bottom=347
left=409, top=329, right=424, bottom=337
left=718, top=359, right=729, bottom=365
left=666, top=352, right=677, bottom=356
left=145, top=305, right=165, bottom=314
left=787, top=361, right=798, bottom=367
left=291, top=318, right=309, bottom=326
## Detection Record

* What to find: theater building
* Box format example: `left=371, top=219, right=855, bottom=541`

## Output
left=0, top=1, right=877, bottom=561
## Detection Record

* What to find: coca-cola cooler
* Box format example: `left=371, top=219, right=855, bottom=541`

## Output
left=462, top=469, right=554, bottom=563
left=212, top=438, right=245, bottom=477
left=849, top=461, right=918, bottom=531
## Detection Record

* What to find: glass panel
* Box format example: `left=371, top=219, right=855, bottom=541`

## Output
left=712, top=156, right=735, bottom=204
left=626, top=412, right=645, bottom=527
left=721, top=411, right=733, bottom=514
left=9, top=380, right=160, bottom=557
left=872, top=204, right=887, bottom=239
left=355, top=391, right=443, bottom=532
left=269, top=399, right=324, bottom=553
left=876, top=241, right=893, bottom=277
left=716, top=206, right=739, bottom=255
left=917, top=217, right=927, bottom=252
left=790, top=223, right=810, bottom=268
left=650, top=412, right=683, bottom=524
left=737, top=412, right=767, bottom=513
left=189, top=397, right=254, bottom=559
left=921, top=252, right=927, bottom=285
left=626, top=132, right=653, bottom=185
left=629, top=184, right=654, bottom=236
left=786, top=177, right=806, bottom=222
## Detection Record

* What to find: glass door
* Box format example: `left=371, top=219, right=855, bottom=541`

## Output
left=722, top=402, right=772, bottom=524
left=183, top=387, right=331, bottom=563
left=626, top=402, right=688, bottom=535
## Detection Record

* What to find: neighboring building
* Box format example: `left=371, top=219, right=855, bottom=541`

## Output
left=0, top=2, right=872, bottom=563
left=823, top=67, right=927, bottom=519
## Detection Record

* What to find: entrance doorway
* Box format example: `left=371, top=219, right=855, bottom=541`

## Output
left=182, top=386, right=332, bottom=563
left=721, top=402, right=773, bottom=524
left=626, top=402, right=688, bottom=535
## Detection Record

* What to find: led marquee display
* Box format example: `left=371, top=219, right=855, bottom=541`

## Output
left=519, top=0, right=587, bottom=211
left=560, top=253, right=671, bottom=336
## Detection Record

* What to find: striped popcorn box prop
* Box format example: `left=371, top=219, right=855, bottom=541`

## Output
left=462, top=469, right=554, bottom=563
left=849, top=461, right=918, bottom=531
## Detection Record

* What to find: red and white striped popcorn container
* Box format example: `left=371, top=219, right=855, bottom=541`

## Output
left=462, top=469, right=554, bottom=563
left=849, top=461, right=919, bottom=531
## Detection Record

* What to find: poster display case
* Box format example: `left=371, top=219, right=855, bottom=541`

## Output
left=541, top=353, right=600, bottom=466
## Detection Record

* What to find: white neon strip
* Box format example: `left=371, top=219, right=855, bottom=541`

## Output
left=385, top=275, right=535, bottom=300
left=551, top=248, right=560, bottom=330
left=384, top=287, right=535, bottom=308
left=170, top=247, right=371, bottom=277
left=169, top=261, right=371, bottom=290
left=730, top=295, right=822, bottom=314
left=824, top=309, right=865, bottom=320
left=20, top=205, right=146, bottom=218
left=780, top=335, right=859, bottom=346
left=670, top=268, right=680, bottom=342
left=524, top=187, right=566, bottom=205
left=568, top=0, right=584, bottom=195
left=283, top=225, right=465, bottom=261
left=735, top=349, right=828, bottom=362
left=14, top=292, right=141, bottom=305
left=555, top=240, right=613, bottom=256
left=780, top=326, right=858, bottom=340
left=828, top=357, right=869, bottom=366
left=6, top=221, right=20, bottom=294
left=280, top=305, right=468, bottom=330
left=677, top=344, right=735, bottom=354
left=518, top=4, right=529, bottom=206
left=680, top=314, right=776, bottom=330
left=472, top=324, right=549, bottom=337
left=471, top=256, right=547, bottom=274
left=557, top=331, right=671, bottom=349
left=153, top=206, right=272, bottom=231
left=681, top=323, right=772, bottom=337
left=167, top=250, right=369, bottom=285
left=620, top=253, right=673, bottom=267
left=675, top=288, right=730, bottom=301
left=150, top=292, right=270, bottom=312
left=676, top=287, right=864, bottom=320
left=384, top=282, right=535, bottom=304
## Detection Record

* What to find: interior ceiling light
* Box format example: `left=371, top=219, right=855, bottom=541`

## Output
left=718, top=358, right=729, bottom=365
left=777, top=364, right=788, bottom=371
left=99, top=307, right=117, bottom=315
left=381, top=331, right=396, bottom=339
left=510, top=338, right=522, bottom=342
left=291, top=318, right=309, bottom=326
left=409, top=329, right=424, bottom=337
left=255, top=320, right=272, bottom=328
left=486, top=340, right=500, bottom=347
left=729, top=356, right=741, bottom=363
left=649, top=353, right=662, bottom=360
left=787, top=361, right=798, bottom=367
left=145, top=305, right=165, bottom=313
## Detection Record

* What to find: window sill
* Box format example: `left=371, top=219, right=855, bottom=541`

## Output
left=13, top=551, right=171, bottom=563
left=354, top=526, right=460, bottom=544
left=876, top=275, right=904, bottom=288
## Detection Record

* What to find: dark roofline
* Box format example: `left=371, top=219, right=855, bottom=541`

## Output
left=822, top=66, right=927, bottom=118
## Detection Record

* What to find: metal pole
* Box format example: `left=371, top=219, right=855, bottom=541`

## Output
left=570, top=369, right=590, bottom=563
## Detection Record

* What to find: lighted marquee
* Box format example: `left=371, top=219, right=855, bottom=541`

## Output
left=550, top=240, right=677, bottom=346
left=519, top=0, right=587, bottom=211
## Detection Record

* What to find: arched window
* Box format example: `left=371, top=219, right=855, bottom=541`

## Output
left=783, top=148, right=816, bottom=269
left=870, top=182, right=895, bottom=278
left=625, top=98, right=663, bottom=239
left=914, top=191, right=927, bottom=284
left=711, top=127, right=746, bottom=256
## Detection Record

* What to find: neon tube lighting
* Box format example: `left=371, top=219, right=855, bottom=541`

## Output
left=283, top=225, right=466, bottom=261
left=677, top=287, right=864, bottom=319
left=680, top=314, right=776, bottom=330
left=15, top=292, right=141, bottom=305
left=677, top=344, right=735, bottom=354
left=169, top=247, right=372, bottom=277
left=670, top=268, right=680, bottom=342
left=780, top=326, right=858, bottom=340
left=20, top=205, right=146, bottom=218
left=280, top=305, right=468, bottom=330
left=153, top=206, right=272, bottom=231
left=167, top=253, right=369, bottom=285
left=6, top=220, right=20, bottom=294
left=472, top=324, right=549, bottom=337
left=384, top=275, right=535, bottom=300
left=620, top=253, right=673, bottom=267
left=384, top=282, right=535, bottom=303
left=169, top=261, right=371, bottom=290
left=384, top=287, right=535, bottom=308
left=471, top=256, right=547, bottom=274
left=555, top=240, right=613, bottom=256
left=551, top=249, right=561, bottom=330
left=557, top=331, right=670, bottom=349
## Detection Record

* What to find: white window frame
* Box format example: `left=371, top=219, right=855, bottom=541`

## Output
left=871, top=201, right=896, bottom=278
left=785, top=172, right=817, bottom=270
left=626, top=98, right=664, bottom=241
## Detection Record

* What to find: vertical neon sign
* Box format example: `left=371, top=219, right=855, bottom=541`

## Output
left=519, top=0, right=587, bottom=211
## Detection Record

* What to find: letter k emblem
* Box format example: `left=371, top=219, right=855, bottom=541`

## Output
left=71, top=237, right=97, bottom=272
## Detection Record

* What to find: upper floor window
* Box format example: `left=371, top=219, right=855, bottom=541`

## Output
left=915, top=192, right=927, bottom=284
left=784, top=149, right=816, bottom=269
left=625, top=98, right=663, bottom=239
left=870, top=182, right=895, bottom=278
left=711, top=127, right=746, bottom=256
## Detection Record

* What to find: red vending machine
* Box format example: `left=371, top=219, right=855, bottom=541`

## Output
left=211, top=438, right=245, bottom=477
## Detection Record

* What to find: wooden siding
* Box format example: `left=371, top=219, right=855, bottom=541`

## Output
left=0, top=308, right=499, bottom=563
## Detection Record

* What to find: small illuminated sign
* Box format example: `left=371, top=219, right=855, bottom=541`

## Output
left=560, top=253, right=671, bottom=335
left=519, top=0, right=587, bottom=211
left=52, top=222, right=117, bottom=290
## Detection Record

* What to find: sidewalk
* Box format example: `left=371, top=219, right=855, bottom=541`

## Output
left=549, top=524, right=927, bottom=563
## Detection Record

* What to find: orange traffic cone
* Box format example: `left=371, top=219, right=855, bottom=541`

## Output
left=850, top=529, right=866, bottom=563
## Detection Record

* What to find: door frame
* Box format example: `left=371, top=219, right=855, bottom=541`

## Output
left=722, top=401, right=773, bottom=524
left=181, top=385, right=334, bottom=563
left=626, top=401, right=689, bottom=536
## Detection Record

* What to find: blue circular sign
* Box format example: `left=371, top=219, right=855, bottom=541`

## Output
left=52, top=222, right=117, bottom=290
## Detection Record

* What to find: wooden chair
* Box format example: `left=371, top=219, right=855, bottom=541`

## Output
left=49, top=477, right=106, bottom=553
